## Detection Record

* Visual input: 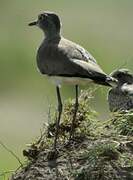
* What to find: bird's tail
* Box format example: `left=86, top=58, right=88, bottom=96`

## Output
left=92, top=72, right=118, bottom=87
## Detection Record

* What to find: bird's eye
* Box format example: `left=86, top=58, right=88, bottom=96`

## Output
left=38, top=14, right=45, bottom=20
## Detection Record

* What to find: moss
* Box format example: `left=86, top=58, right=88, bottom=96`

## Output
left=10, top=90, right=133, bottom=180
left=111, top=111, right=133, bottom=136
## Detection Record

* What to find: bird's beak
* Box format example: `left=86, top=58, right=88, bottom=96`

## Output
left=28, top=21, right=38, bottom=26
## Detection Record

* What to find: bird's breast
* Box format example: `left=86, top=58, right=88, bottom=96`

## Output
left=37, top=45, right=55, bottom=74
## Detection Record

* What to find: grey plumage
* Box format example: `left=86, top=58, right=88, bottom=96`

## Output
left=37, top=37, right=112, bottom=86
left=108, top=69, right=133, bottom=112
left=29, top=12, right=117, bottom=87
left=29, top=11, right=117, bottom=151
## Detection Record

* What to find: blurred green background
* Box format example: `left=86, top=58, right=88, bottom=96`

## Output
left=0, top=0, right=133, bottom=178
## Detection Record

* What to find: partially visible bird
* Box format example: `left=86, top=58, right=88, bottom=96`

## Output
left=108, top=69, right=133, bottom=112
left=29, top=11, right=117, bottom=151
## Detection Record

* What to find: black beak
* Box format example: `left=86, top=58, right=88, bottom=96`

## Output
left=28, top=21, right=38, bottom=26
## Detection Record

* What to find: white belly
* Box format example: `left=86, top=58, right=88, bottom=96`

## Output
left=48, top=76, right=93, bottom=86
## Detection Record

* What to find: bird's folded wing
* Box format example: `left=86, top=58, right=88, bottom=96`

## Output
left=71, top=59, right=105, bottom=74
left=37, top=39, right=112, bottom=86
left=60, top=38, right=97, bottom=64
left=67, top=58, right=111, bottom=86
left=56, top=39, right=107, bottom=78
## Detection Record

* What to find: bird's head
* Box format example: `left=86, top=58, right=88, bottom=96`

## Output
left=110, top=69, right=133, bottom=85
left=29, top=12, right=61, bottom=38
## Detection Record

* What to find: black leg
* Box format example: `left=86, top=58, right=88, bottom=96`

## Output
left=54, top=86, right=63, bottom=151
left=70, top=85, right=79, bottom=139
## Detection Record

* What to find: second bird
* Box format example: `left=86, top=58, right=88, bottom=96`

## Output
left=29, top=11, right=117, bottom=151
left=108, top=69, right=133, bottom=112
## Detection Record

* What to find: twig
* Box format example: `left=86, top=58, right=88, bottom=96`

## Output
left=0, top=140, right=23, bottom=167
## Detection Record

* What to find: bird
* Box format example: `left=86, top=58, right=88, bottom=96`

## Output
left=29, top=11, right=117, bottom=151
left=107, top=69, right=133, bottom=112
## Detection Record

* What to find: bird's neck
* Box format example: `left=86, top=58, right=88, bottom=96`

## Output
left=44, top=31, right=61, bottom=41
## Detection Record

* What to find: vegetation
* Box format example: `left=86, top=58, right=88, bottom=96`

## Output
left=1, top=0, right=133, bottom=174
left=9, top=90, right=133, bottom=180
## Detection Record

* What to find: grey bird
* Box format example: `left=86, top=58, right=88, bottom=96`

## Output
left=108, top=69, right=133, bottom=112
left=29, top=11, right=117, bottom=150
